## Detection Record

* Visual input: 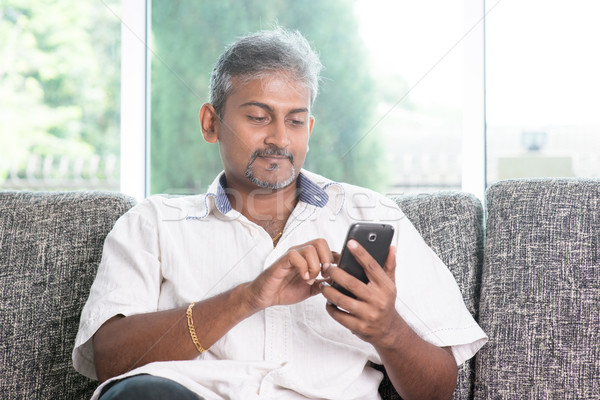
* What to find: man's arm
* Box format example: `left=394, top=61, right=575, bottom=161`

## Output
left=93, top=239, right=333, bottom=382
left=321, top=241, right=458, bottom=400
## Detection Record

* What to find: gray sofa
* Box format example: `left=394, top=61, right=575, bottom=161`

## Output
left=1, top=179, right=598, bottom=399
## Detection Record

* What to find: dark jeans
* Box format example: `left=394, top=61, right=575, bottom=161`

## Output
left=99, top=374, right=203, bottom=400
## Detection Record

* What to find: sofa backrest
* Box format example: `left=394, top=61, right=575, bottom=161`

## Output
left=0, top=191, right=136, bottom=400
left=474, top=179, right=600, bottom=399
left=0, top=190, right=486, bottom=399
left=378, top=192, right=485, bottom=400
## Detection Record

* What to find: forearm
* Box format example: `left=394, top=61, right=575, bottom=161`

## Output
left=375, top=316, right=457, bottom=400
left=93, top=283, right=256, bottom=382
left=93, top=239, right=330, bottom=382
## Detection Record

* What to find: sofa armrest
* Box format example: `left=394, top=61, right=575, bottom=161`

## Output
left=475, top=178, right=600, bottom=399
left=0, top=191, right=136, bottom=400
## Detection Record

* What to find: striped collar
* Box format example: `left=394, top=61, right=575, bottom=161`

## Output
left=213, top=172, right=330, bottom=215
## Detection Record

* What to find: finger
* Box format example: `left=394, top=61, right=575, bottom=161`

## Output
left=305, top=238, right=334, bottom=283
left=296, top=244, right=323, bottom=284
left=321, top=280, right=362, bottom=315
left=383, top=245, right=397, bottom=283
left=321, top=251, right=340, bottom=279
left=324, top=294, right=371, bottom=337
left=290, top=239, right=334, bottom=276
left=346, top=239, right=389, bottom=286
left=310, top=278, right=328, bottom=296
left=332, top=251, right=341, bottom=265
left=287, top=249, right=310, bottom=280
left=325, top=264, right=370, bottom=302
left=310, top=238, right=334, bottom=265
left=325, top=301, right=358, bottom=325
left=321, top=260, right=336, bottom=279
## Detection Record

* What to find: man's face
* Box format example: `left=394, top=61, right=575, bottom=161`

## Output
left=216, top=73, right=314, bottom=192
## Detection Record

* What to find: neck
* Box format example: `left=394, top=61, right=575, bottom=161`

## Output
left=227, top=179, right=299, bottom=237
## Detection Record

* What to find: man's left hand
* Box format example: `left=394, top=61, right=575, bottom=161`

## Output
left=320, top=240, right=402, bottom=348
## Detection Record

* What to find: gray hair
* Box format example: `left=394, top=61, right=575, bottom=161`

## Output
left=209, top=27, right=323, bottom=118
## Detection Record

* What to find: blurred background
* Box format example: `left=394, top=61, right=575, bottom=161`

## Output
left=1, top=0, right=599, bottom=198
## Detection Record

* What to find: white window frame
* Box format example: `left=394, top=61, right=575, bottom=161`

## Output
left=120, top=0, right=150, bottom=200
left=462, top=0, right=487, bottom=201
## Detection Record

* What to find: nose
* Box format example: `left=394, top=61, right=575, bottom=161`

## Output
left=265, top=118, right=290, bottom=148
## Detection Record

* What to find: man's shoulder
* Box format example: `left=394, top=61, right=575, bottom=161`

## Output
left=302, top=170, right=392, bottom=201
left=301, top=169, right=401, bottom=217
left=128, top=193, right=214, bottom=221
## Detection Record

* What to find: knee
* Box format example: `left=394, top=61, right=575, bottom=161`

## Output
left=100, top=374, right=202, bottom=400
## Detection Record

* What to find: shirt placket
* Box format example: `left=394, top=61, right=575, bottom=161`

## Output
left=260, top=212, right=311, bottom=365
left=264, top=305, right=291, bottom=363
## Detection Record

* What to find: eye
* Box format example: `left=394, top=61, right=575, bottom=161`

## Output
left=247, top=115, right=268, bottom=123
left=288, top=118, right=306, bottom=127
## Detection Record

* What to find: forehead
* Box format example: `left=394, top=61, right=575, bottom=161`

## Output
left=226, top=73, right=312, bottom=110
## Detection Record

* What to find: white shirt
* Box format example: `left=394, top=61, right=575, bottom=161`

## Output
left=73, top=170, right=487, bottom=400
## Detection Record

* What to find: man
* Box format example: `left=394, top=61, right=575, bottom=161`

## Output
left=73, top=28, right=487, bottom=400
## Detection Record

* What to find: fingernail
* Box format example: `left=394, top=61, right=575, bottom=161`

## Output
left=322, top=263, right=330, bottom=272
left=348, top=240, right=358, bottom=249
left=304, top=271, right=310, bottom=280
left=307, top=279, right=315, bottom=285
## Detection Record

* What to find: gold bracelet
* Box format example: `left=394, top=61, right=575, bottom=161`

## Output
left=186, top=302, right=208, bottom=353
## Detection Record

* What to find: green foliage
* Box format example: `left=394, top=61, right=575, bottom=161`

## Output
left=150, top=0, right=388, bottom=194
left=1, top=0, right=387, bottom=191
left=0, top=0, right=120, bottom=180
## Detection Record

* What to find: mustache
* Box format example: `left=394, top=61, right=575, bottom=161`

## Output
left=250, top=148, right=294, bottom=164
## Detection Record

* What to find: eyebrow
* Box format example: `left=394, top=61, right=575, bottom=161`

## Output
left=239, top=101, right=309, bottom=114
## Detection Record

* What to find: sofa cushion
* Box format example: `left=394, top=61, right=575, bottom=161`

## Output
left=475, top=179, right=600, bottom=399
left=377, top=192, right=484, bottom=400
left=0, top=191, right=136, bottom=400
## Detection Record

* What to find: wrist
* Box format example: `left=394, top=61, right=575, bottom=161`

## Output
left=372, top=313, right=408, bottom=352
left=237, top=282, right=266, bottom=315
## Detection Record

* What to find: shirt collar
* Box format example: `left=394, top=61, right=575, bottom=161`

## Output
left=296, top=172, right=329, bottom=207
left=215, top=174, right=232, bottom=214
left=210, top=172, right=330, bottom=216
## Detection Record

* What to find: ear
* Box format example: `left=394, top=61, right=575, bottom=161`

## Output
left=200, top=103, right=219, bottom=143
left=308, top=115, right=315, bottom=138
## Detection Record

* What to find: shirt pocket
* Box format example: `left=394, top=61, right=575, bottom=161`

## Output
left=299, top=295, right=372, bottom=352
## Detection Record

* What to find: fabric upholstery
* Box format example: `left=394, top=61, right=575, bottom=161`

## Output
left=377, top=192, right=484, bottom=400
left=0, top=190, right=483, bottom=399
left=0, top=191, right=136, bottom=400
left=474, top=179, right=600, bottom=399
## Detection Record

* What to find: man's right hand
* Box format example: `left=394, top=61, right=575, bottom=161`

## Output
left=93, top=237, right=336, bottom=382
left=244, top=238, right=335, bottom=311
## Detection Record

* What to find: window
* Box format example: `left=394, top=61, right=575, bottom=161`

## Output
left=148, top=0, right=479, bottom=196
left=8, top=1, right=598, bottom=199
left=0, top=1, right=121, bottom=191
left=486, top=0, right=600, bottom=184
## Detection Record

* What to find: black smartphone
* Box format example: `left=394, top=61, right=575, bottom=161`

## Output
left=331, top=222, right=395, bottom=299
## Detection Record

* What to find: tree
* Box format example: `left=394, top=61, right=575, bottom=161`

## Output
left=150, top=0, right=388, bottom=194
left=0, top=0, right=120, bottom=184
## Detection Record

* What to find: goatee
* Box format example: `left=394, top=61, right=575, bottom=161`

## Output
left=245, top=148, right=295, bottom=189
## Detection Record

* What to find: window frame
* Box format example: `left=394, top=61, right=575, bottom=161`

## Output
left=120, top=0, right=150, bottom=200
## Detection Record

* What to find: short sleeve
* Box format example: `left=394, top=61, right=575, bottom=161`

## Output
left=72, top=201, right=163, bottom=379
left=393, top=217, right=488, bottom=366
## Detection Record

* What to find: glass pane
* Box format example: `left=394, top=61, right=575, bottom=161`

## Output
left=486, top=0, right=600, bottom=184
left=0, top=1, right=121, bottom=191
left=150, top=0, right=466, bottom=195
